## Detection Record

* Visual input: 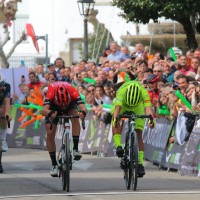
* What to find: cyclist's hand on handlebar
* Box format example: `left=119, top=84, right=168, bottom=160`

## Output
left=5, top=113, right=11, bottom=121
left=112, top=115, right=120, bottom=128
left=148, top=116, right=156, bottom=129
left=78, top=110, right=86, bottom=119
left=48, top=110, right=57, bottom=120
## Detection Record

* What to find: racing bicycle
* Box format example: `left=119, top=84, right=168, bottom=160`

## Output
left=117, top=112, right=153, bottom=191
left=55, top=115, right=85, bottom=192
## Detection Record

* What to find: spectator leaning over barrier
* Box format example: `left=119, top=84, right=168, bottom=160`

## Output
left=111, top=80, right=155, bottom=178
left=85, top=84, right=96, bottom=106
left=146, top=74, right=160, bottom=110
left=176, top=74, right=189, bottom=96
left=27, top=72, right=44, bottom=90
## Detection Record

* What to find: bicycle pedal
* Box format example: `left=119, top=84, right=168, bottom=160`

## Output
left=74, top=155, right=82, bottom=161
left=51, top=174, right=58, bottom=178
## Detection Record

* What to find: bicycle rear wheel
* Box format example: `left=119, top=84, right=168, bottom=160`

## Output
left=124, top=132, right=132, bottom=189
left=131, top=131, right=139, bottom=191
left=62, top=133, right=71, bottom=192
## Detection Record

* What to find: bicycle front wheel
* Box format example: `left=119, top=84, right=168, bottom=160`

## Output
left=124, top=131, right=132, bottom=189
left=62, top=133, right=71, bottom=192
left=131, top=131, right=139, bottom=191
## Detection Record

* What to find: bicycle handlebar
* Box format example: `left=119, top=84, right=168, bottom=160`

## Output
left=117, top=113, right=153, bottom=125
left=56, top=115, right=86, bottom=130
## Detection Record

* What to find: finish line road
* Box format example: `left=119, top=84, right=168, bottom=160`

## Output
left=0, top=148, right=200, bottom=200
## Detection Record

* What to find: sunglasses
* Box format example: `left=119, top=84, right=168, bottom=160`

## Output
left=88, top=89, right=95, bottom=92
left=153, top=70, right=161, bottom=72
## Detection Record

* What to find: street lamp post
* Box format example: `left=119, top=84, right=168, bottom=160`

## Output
left=36, top=34, right=48, bottom=70
left=77, top=0, right=95, bottom=61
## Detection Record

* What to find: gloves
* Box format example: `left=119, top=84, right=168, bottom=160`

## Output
left=148, top=118, right=156, bottom=128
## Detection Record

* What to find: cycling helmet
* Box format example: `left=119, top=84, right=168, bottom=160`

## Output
left=0, top=81, right=5, bottom=87
left=54, top=86, right=70, bottom=107
left=146, top=74, right=160, bottom=83
left=125, top=84, right=141, bottom=106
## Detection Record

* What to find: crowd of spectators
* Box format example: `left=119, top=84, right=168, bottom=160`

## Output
left=12, top=42, right=200, bottom=143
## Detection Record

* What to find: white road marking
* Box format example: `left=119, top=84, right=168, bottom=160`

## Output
left=1, top=191, right=200, bottom=199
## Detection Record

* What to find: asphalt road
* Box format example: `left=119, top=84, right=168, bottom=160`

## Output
left=0, top=148, right=200, bottom=200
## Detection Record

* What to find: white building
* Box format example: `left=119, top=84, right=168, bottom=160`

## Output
left=4, top=0, right=185, bottom=69
left=4, top=0, right=148, bottom=68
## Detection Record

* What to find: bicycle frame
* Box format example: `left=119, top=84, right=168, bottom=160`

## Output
left=55, top=114, right=85, bottom=192
left=58, top=117, right=73, bottom=168
left=118, top=113, right=153, bottom=191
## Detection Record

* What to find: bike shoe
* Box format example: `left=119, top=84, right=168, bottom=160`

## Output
left=50, top=165, right=58, bottom=177
left=137, top=164, right=145, bottom=178
left=1, top=141, right=8, bottom=152
left=116, top=146, right=124, bottom=158
left=73, top=150, right=82, bottom=161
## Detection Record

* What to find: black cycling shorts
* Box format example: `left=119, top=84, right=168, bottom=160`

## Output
left=45, top=101, right=77, bottom=124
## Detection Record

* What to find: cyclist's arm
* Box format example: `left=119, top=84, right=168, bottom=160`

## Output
left=113, top=105, right=122, bottom=119
left=145, top=106, right=154, bottom=117
left=4, top=97, right=10, bottom=117
left=77, top=103, right=87, bottom=118
left=41, top=104, right=51, bottom=117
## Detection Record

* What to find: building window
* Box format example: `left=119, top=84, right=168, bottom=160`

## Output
left=13, top=15, right=29, bottom=43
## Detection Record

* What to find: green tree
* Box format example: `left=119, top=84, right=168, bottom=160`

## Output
left=113, top=0, right=200, bottom=49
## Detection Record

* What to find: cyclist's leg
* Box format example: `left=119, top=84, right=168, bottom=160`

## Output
left=112, top=117, right=124, bottom=157
left=0, top=106, right=8, bottom=152
left=45, top=116, right=58, bottom=177
left=111, top=104, right=126, bottom=157
left=67, top=108, right=82, bottom=160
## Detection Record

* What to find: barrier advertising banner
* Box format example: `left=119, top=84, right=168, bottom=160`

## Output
left=4, top=108, right=200, bottom=177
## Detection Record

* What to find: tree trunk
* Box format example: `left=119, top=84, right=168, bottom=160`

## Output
left=0, top=23, right=10, bottom=68
left=178, top=18, right=198, bottom=50
left=0, top=48, right=9, bottom=68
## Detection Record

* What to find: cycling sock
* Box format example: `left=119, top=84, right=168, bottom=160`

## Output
left=73, top=136, right=79, bottom=151
left=1, top=129, right=7, bottom=141
left=113, top=134, right=121, bottom=148
left=139, top=151, right=144, bottom=165
left=49, top=151, right=57, bottom=166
